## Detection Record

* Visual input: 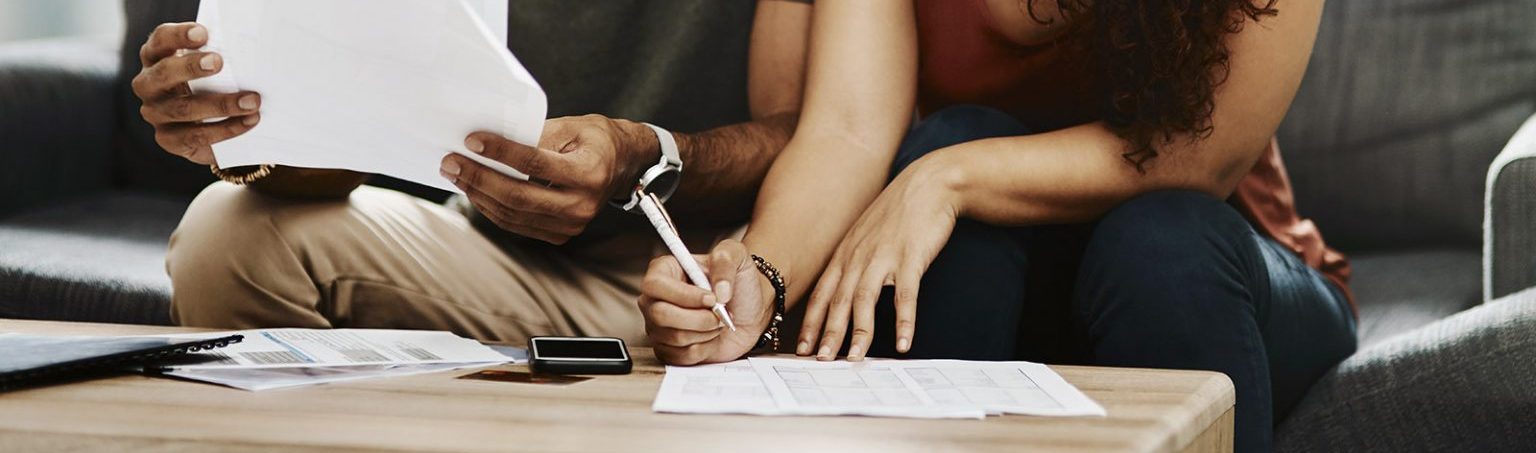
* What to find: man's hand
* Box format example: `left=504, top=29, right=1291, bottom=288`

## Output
left=131, top=22, right=262, bottom=166
left=440, top=114, right=659, bottom=245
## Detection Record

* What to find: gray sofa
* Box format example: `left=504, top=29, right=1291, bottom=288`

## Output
left=1, top=0, right=1534, bottom=450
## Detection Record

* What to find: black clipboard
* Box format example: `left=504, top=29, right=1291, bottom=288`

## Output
left=0, top=333, right=243, bottom=392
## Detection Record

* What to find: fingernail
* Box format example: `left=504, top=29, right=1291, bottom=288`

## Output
left=897, top=337, right=910, bottom=353
left=703, top=294, right=717, bottom=307
left=716, top=281, right=733, bottom=304
left=848, top=345, right=862, bottom=360
left=441, top=159, right=460, bottom=177
left=242, top=115, right=258, bottom=126
left=797, top=340, right=810, bottom=355
left=465, top=137, right=484, bottom=153
left=238, top=94, right=259, bottom=110
left=187, top=25, right=207, bottom=43
left=199, top=54, right=217, bottom=71
left=817, top=345, right=831, bottom=360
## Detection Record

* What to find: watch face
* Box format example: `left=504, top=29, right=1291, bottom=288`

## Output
left=646, top=169, right=682, bottom=200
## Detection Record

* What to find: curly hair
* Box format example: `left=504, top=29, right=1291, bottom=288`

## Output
left=1027, top=0, right=1279, bottom=171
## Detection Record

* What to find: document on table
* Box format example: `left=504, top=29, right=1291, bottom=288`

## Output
left=143, top=329, right=521, bottom=391
left=653, top=358, right=1106, bottom=419
left=190, top=0, right=546, bottom=192
left=155, top=328, right=511, bottom=369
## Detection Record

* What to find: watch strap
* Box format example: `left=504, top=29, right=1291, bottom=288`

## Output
left=616, top=123, right=684, bottom=212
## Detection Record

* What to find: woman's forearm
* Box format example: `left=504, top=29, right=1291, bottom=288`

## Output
left=924, top=120, right=1267, bottom=227
left=739, top=0, right=919, bottom=308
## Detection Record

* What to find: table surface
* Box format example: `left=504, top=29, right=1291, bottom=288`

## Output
left=0, top=320, right=1235, bottom=453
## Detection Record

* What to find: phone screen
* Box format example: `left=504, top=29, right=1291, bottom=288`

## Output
left=533, top=338, right=626, bottom=360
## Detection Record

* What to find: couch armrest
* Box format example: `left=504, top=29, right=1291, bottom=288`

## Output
left=0, top=38, right=121, bottom=218
left=1485, top=113, right=1536, bottom=302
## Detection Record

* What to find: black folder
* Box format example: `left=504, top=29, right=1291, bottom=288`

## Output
left=0, top=333, right=243, bottom=392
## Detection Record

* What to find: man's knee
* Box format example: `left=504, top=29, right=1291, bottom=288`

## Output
left=168, top=183, right=301, bottom=327
left=891, top=105, right=1032, bottom=178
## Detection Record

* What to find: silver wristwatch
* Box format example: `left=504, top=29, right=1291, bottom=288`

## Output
left=615, top=123, right=683, bottom=212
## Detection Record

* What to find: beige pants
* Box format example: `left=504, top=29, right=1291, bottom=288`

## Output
left=167, top=182, right=677, bottom=345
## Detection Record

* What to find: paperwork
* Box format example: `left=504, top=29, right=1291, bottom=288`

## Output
left=191, top=0, right=546, bottom=192
left=654, top=358, right=1106, bottom=419
left=149, top=329, right=521, bottom=391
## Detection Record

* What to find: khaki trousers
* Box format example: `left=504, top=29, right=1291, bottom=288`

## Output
left=167, top=182, right=683, bottom=345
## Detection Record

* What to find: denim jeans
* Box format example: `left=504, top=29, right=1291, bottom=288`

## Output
left=865, top=105, right=1359, bottom=453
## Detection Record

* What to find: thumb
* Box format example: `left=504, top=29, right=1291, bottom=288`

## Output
left=707, top=239, right=749, bottom=305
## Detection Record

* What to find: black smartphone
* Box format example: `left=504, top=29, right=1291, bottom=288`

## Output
left=529, top=336, right=632, bottom=375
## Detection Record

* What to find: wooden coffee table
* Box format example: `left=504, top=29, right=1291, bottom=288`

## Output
left=0, top=320, right=1233, bottom=452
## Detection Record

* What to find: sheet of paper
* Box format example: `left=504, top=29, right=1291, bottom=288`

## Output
left=652, top=358, right=1106, bottom=419
left=652, top=362, right=786, bottom=416
left=749, top=358, right=984, bottom=419
left=154, top=329, right=510, bottom=369
left=191, top=0, right=545, bottom=192
left=883, top=360, right=1106, bottom=417
left=161, top=362, right=496, bottom=392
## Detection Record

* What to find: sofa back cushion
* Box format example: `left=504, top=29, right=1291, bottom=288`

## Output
left=1277, top=0, right=1536, bottom=251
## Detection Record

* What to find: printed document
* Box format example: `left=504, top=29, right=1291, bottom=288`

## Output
left=654, top=358, right=1106, bottom=419
left=147, top=329, right=519, bottom=391
left=154, top=329, right=511, bottom=369
left=191, top=0, right=545, bottom=192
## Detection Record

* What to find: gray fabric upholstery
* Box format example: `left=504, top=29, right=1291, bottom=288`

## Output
left=1275, top=287, right=1536, bottom=452
left=1350, top=249, right=1483, bottom=347
left=0, top=193, right=183, bottom=326
left=0, top=38, right=121, bottom=218
left=1485, top=113, right=1536, bottom=301
left=1277, top=0, right=1536, bottom=251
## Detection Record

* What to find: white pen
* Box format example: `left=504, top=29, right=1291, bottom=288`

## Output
left=635, top=190, right=737, bottom=331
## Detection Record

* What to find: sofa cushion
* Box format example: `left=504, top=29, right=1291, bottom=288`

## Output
left=1349, top=248, right=1483, bottom=347
left=1276, top=286, right=1536, bottom=452
left=0, top=192, right=186, bottom=325
left=1277, top=0, right=1536, bottom=250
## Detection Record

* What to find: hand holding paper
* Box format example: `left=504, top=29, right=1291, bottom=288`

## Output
left=190, top=0, right=547, bottom=193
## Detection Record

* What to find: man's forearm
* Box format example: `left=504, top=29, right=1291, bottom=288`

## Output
left=246, top=167, right=370, bottom=199
left=665, top=111, right=798, bottom=227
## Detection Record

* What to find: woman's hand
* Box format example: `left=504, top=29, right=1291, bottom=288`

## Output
left=798, top=155, right=963, bottom=361
left=640, top=239, right=772, bottom=365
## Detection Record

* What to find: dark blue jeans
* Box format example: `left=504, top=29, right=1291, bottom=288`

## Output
left=866, top=106, right=1358, bottom=453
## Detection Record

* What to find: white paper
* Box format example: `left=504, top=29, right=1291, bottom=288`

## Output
left=191, top=0, right=546, bottom=192
left=162, top=362, right=495, bottom=392
left=652, top=362, right=786, bottom=416
left=749, top=358, right=985, bottom=419
left=154, top=328, right=511, bottom=369
left=653, top=358, right=1106, bottom=419
left=881, top=360, right=1106, bottom=417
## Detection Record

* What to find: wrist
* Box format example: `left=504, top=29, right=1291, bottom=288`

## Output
left=906, top=148, right=969, bottom=218
left=612, top=118, right=662, bottom=198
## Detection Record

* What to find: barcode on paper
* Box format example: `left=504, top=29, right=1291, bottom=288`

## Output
left=239, top=351, right=310, bottom=365
left=398, top=347, right=442, bottom=361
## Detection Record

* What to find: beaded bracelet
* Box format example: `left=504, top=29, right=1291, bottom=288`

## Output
left=751, top=254, right=786, bottom=352
left=209, top=164, right=275, bottom=185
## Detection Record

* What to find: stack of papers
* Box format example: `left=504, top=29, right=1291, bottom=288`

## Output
left=654, top=358, right=1105, bottom=419
left=191, top=0, right=546, bottom=192
left=152, top=329, right=522, bottom=391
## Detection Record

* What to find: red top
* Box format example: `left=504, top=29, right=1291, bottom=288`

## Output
left=914, top=0, right=1355, bottom=309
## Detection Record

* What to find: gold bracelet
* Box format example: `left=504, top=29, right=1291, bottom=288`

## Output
left=209, top=164, right=275, bottom=185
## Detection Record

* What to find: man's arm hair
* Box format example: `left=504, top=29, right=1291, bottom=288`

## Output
left=664, top=0, right=811, bottom=227
left=668, top=112, right=798, bottom=227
